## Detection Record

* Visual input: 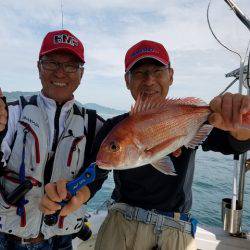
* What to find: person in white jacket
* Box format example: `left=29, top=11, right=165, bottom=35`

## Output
left=0, top=29, right=104, bottom=250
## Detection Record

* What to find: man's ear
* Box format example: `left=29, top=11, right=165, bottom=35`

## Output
left=37, top=61, right=42, bottom=79
left=125, top=72, right=131, bottom=90
left=80, top=67, right=84, bottom=79
left=168, top=68, right=174, bottom=85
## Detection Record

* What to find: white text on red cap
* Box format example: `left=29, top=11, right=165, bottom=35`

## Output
left=53, top=34, right=78, bottom=47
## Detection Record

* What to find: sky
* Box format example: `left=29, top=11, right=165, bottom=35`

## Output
left=0, top=0, right=249, bottom=110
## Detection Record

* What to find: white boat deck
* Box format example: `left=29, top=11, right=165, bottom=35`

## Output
left=73, top=211, right=250, bottom=250
left=196, top=225, right=250, bottom=250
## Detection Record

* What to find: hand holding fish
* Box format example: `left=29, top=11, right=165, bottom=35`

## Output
left=208, top=93, right=250, bottom=140
left=0, top=88, right=8, bottom=132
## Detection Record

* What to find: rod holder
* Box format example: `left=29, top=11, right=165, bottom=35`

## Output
left=245, top=159, right=250, bottom=172
left=222, top=198, right=242, bottom=235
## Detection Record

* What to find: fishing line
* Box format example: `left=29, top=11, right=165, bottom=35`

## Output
left=242, top=41, right=250, bottom=88
left=247, top=47, right=250, bottom=88
left=207, top=0, right=250, bottom=94
left=243, top=40, right=250, bottom=63
left=60, top=0, right=64, bottom=29
left=206, top=0, right=241, bottom=60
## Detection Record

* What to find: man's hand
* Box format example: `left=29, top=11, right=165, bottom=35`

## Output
left=39, top=179, right=91, bottom=217
left=0, top=88, right=8, bottom=132
left=208, top=92, right=250, bottom=140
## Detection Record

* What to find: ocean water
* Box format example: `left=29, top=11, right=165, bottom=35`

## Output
left=87, top=148, right=250, bottom=230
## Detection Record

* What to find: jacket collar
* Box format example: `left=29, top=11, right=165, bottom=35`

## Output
left=38, top=91, right=75, bottom=113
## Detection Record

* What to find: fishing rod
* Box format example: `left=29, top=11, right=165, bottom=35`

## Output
left=207, top=0, right=250, bottom=237
left=224, top=0, right=250, bottom=31
left=60, top=0, right=64, bottom=29
left=223, top=0, right=249, bottom=238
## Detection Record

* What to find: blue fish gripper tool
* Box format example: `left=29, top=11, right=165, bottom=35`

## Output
left=44, top=162, right=96, bottom=226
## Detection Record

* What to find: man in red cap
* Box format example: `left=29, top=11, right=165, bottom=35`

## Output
left=0, top=29, right=104, bottom=249
left=89, top=40, right=250, bottom=249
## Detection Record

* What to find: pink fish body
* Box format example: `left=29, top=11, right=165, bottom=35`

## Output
left=96, top=96, right=249, bottom=175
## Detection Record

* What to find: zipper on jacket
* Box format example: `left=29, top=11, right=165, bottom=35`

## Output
left=40, top=104, right=63, bottom=235
left=52, top=105, right=62, bottom=152
left=44, top=104, right=62, bottom=185
left=67, top=135, right=84, bottom=167
left=19, top=121, right=40, bottom=164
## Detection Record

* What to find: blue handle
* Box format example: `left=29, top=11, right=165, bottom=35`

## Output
left=66, top=162, right=96, bottom=197
left=44, top=162, right=96, bottom=226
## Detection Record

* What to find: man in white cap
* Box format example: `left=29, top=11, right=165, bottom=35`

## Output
left=0, top=29, right=104, bottom=250
left=91, top=40, right=250, bottom=250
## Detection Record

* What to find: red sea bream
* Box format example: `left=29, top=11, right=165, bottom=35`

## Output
left=96, top=96, right=250, bottom=175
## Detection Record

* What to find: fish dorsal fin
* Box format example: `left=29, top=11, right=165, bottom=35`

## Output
left=130, top=94, right=159, bottom=115
left=186, top=124, right=213, bottom=149
left=151, top=156, right=177, bottom=176
left=130, top=95, right=208, bottom=116
left=171, top=97, right=208, bottom=106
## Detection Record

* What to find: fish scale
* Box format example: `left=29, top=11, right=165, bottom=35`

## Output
left=135, top=107, right=208, bottom=150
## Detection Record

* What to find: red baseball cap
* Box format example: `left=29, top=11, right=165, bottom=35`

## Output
left=125, top=40, right=170, bottom=72
left=39, top=29, right=84, bottom=63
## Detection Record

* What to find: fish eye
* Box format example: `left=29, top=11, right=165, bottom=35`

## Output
left=109, top=141, right=120, bottom=152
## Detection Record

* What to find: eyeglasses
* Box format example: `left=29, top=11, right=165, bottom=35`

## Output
left=39, top=60, right=83, bottom=73
left=130, top=66, right=170, bottom=80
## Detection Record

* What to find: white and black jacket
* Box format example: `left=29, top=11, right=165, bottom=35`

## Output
left=0, top=92, right=104, bottom=239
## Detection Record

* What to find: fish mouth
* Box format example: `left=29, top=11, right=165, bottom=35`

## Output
left=96, top=160, right=114, bottom=170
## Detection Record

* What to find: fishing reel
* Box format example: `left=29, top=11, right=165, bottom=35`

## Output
left=72, top=217, right=92, bottom=241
